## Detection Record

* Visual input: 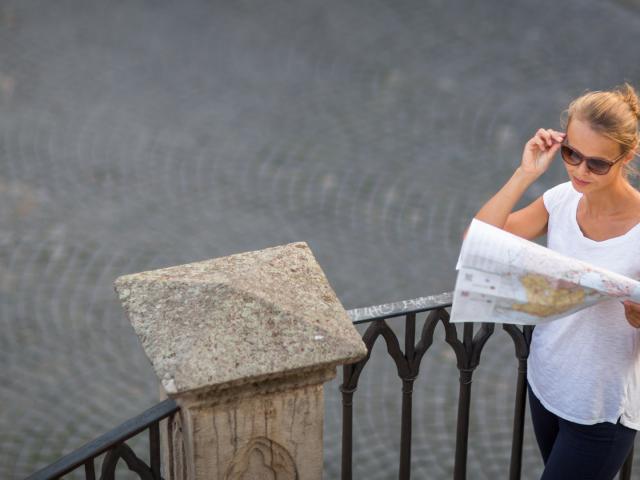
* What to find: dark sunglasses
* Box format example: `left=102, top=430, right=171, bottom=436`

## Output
left=560, top=141, right=626, bottom=175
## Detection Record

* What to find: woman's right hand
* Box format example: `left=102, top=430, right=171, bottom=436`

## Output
left=520, top=128, right=566, bottom=178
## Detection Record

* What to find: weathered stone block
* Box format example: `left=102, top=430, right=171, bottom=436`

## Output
left=114, top=241, right=366, bottom=396
left=115, top=242, right=367, bottom=479
left=164, top=377, right=330, bottom=480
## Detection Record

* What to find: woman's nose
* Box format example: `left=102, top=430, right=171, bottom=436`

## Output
left=575, top=159, right=592, bottom=177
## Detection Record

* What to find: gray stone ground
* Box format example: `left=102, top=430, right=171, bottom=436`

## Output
left=2, top=0, right=640, bottom=478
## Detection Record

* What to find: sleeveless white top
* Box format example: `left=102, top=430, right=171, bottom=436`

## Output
left=527, top=181, right=640, bottom=429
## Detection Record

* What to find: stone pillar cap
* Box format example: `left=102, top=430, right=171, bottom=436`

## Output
left=114, top=242, right=367, bottom=395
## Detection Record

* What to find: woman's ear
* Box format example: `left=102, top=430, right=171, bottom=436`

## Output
left=622, top=148, right=637, bottom=165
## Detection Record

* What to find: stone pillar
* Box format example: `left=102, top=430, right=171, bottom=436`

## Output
left=114, top=242, right=367, bottom=480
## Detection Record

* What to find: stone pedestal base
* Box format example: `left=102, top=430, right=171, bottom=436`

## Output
left=116, top=243, right=367, bottom=479
left=163, top=368, right=334, bottom=480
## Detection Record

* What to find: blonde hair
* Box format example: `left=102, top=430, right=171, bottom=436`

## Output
left=561, top=82, right=640, bottom=178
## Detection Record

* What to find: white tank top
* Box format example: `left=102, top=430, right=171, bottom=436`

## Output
left=528, top=181, right=640, bottom=429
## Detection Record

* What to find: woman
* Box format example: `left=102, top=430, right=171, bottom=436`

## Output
left=472, top=83, right=640, bottom=479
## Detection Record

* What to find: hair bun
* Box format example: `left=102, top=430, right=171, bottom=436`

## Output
left=618, top=82, right=640, bottom=120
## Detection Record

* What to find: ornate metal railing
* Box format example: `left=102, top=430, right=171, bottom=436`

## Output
left=26, top=292, right=635, bottom=479
left=342, top=291, right=635, bottom=480
left=25, top=398, right=179, bottom=480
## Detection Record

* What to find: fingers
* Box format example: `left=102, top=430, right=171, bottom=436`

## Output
left=532, top=134, right=547, bottom=151
left=522, top=128, right=566, bottom=173
left=535, top=128, right=566, bottom=148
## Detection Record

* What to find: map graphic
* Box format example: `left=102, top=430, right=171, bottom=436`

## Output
left=510, top=274, right=586, bottom=317
left=451, top=220, right=640, bottom=325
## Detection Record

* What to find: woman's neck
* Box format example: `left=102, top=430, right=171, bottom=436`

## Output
left=581, top=177, right=639, bottom=218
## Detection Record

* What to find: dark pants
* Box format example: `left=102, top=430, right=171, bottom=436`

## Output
left=528, top=383, right=636, bottom=480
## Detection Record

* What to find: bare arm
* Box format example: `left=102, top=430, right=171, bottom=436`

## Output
left=472, top=168, right=548, bottom=240
left=464, top=128, right=565, bottom=240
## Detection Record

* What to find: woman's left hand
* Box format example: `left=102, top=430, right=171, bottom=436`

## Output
left=623, top=301, right=640, bottom=328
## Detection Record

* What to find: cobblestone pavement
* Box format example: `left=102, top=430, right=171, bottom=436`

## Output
left=2, top=0, right=640, bottom=478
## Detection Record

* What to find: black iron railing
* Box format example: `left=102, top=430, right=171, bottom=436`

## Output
left=26, top=292, right=635, bottom=479
left=25, top=398, right=179, bottom=480
left=342, top=291, right=635, bottom=480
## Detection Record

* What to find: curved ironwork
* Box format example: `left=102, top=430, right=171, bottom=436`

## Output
left=503, top=324, right=534, bottom=480
left=100, top=443, right=155, bottom=480
left=340, top=299, right=500, bottom=480
left=341, top=293, right=634, bottom=480
left=341, top=319, right=409, bottom=394
left=340, top=318, right=408, bottom=479
left=26, top=290, right=636, bottom=480
left=26, top=399, right=179, bottom=480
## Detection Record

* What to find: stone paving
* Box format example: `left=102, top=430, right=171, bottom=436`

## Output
left=2, top=0, right=640, bottom=478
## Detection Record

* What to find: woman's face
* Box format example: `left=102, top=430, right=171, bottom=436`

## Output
left=563, top=119, right=630, bottom=193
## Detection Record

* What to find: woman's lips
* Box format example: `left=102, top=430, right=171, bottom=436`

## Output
left=573, top=177, right=590, bottom=186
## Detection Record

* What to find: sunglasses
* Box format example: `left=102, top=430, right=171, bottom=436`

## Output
left=560, top=140, right=626, bottom=175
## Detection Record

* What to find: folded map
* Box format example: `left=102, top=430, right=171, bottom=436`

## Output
left=450, top=219, right=640, bottom=325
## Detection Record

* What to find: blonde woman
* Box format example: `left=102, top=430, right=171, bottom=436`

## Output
left=471, top=83, right=640, bottom=479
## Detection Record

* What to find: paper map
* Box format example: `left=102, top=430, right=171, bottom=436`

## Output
left=450, top=219, right=640, bottom=325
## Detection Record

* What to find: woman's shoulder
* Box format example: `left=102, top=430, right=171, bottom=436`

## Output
left=545, top=181, right=575, bottom=196
left=543, top=181, right=577, bottom=212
